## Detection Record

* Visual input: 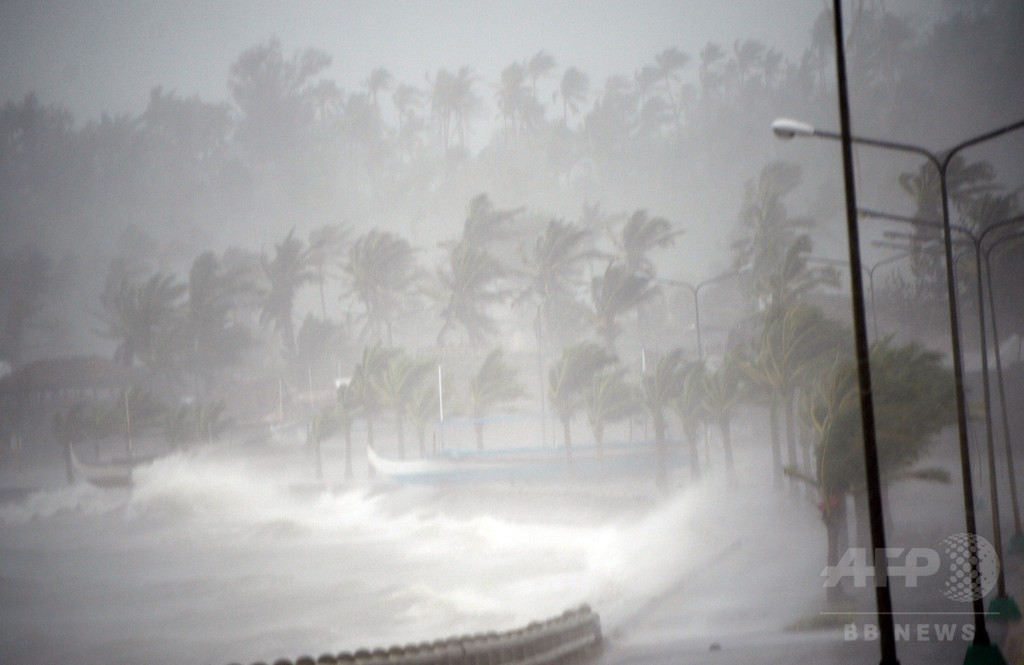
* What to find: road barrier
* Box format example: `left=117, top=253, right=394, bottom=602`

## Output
left=228, top=604, right=601, bottom=665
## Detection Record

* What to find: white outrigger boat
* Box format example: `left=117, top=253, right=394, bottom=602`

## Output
left=69, top=443, right=137, bottom=488
left=367, top=440, right=686, bottom=484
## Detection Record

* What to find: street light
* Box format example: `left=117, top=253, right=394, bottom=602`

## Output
left=661, top=267, right=747, bottom=360
left=775, top=112, right=1024, bottom=662
left=866, top=208, right=1024, bottom=621
left=815, top=3, right=899, bottom=663
left=985, top=228, right=1024, bottom=553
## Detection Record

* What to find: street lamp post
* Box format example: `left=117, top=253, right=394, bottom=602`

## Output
left=986, top=229, right=1024, bottom=552
left=774, top=112, right=1024, bottom=662
left=866, top=208, right=1024, bottom=621
left=819, top=3, right=898, bottom=663
left=663, top=268, right=745, bottom=361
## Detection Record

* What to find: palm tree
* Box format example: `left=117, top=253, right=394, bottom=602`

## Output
left=53, top=402, right=98, bottom=484
left=792, top=339, right=956, bottom=604
left=99, top=265, right=187, bottom=369
left=652, top=47, right=690, bottom=129
left=406, top=376, right=440, bottom=458
left=584, top=368, right=637, bottom=471
left=307, top=403, right=337, bottom=481
left=525, top=50, right=557, bottom=102
left=757, top=234, right=840, bottom=316
left=437, top=241, right=509, bottom=346
left=184, top=251, right=252, bottom=399
left=700, top=350, right=745, bottom=484
left=365, top=67, right=393, bottom=112
left=548, top=342, right=614, bottom=465
left=497, top=62, right=530, bottom=145
left=341, top=229, right=419, bottom=346
left=430, top=66, right=479, bottom=153
left=519, top=218, right=594, bottom=344
left=732, top=39, right=766, bottom=87
left=698, top=42, right=727, bottom=102
left=732, top=161, right=814, bottom=308
left=307, top=224, right=348, bottom=320
left=590, top=262, right=656, bottom=353
left=559, top=67, right=590, bottom=126
left=742, top=302, right=848, bottom=491
left=467, top=348, right=524, bottom=449
left=334, top=380, right=360, bottom=479
left=617, top=209, right=683, bottom=277
left=377, top=349, right=433, bottom=458
left=259, top=228, right=315, bottom=358
left=641, top=348, right=690, bottom=491
left=670, top=359, right=706, bottom=485
left=349, top=343, right=394, bottom=464
left=460, top=193, right=526, bottom=249
left=392, top=83, right=423, bottom=135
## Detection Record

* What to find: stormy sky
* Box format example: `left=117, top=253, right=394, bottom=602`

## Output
left=2, top=0, right=928, bottom=125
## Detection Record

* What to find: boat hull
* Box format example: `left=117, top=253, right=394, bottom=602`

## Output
left=367, top=441, right=687, bottom=484
left=69, top=444, right=134, bottom=488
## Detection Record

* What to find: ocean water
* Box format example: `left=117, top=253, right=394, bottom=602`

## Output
left=0, top=441, right=736, bottom=665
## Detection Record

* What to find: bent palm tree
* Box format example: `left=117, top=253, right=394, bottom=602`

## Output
left=259, top=229, right=315, bottom=358
left=377, top=349, right=433, bottom=458
left=100, top=267, right=186, bottom=368
left=642, top=348, right=689, bottom=491
left=548, top=342, right=614, bottom=465
left=584, top=368, right=637, bottom=472
left=670, top=359, right=705, bottom=485
left=793, top=339, right=956, bottom=604
left=617, top=210, right=683, bottom=277
left=559, top=67, right=590, bottom=125
left=467, top=347, right=524, bottom=449
left=349, top=343, right=394, bottom=467
left=437, top=242, right=509, bottom=346
left=341, top=229, right=419, bottom=347
left=700, top=350, right=745, bottom=484
left=590, top=262, right=657, bottom=353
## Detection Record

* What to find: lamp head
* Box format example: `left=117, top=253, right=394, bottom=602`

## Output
left=772, top=118, right=816, bottom=140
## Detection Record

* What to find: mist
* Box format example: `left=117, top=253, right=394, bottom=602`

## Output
left=2, top=1, right=1024, bottom=664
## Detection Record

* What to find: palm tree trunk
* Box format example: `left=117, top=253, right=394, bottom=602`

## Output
left=562, top=416, right=573, bottom=467
left=825, top=495, right=849, bottom=606
left=686, top=425, right=701, bottom=484
left=313, top=434, right=323, bottom=481
left=344, top=429, right=353, bottom=480
left=395, top=410, right=406, bottom=458
left=769, top=398, right=782, bottom=491
left=720, top=418, right=736, bottom=486
left=854, top=489, right=870, bottom=553
left=784, top=393, right=798, bottom=496
left=366, top=418, right=375, bottom=478
left=64, top=442, right=74, bottom=485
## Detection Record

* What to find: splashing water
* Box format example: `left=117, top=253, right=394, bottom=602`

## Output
left=0, top=444, right=819, bottom=665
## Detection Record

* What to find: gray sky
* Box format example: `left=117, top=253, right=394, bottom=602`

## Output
left=1, top=0, right=834, bottom=122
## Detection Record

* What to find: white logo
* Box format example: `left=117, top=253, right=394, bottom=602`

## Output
left=822, top=533, right=999, bottom=603
left=940, top=533, right=999, bottom=602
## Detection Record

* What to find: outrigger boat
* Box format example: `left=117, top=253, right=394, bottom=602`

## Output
left=69, top=443, right=138, bottom=488
left=367, top=439, right=686, bottom=484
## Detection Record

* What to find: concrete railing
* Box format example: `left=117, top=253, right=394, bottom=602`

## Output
left=229, top=605, right=602, bottom=665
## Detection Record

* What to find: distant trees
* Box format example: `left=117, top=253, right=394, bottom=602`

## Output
left=466, top=348, right=524, bottom=449
left=342, top=229, right=420, bottom=346
left=259, top=229, right=316, bottom=358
